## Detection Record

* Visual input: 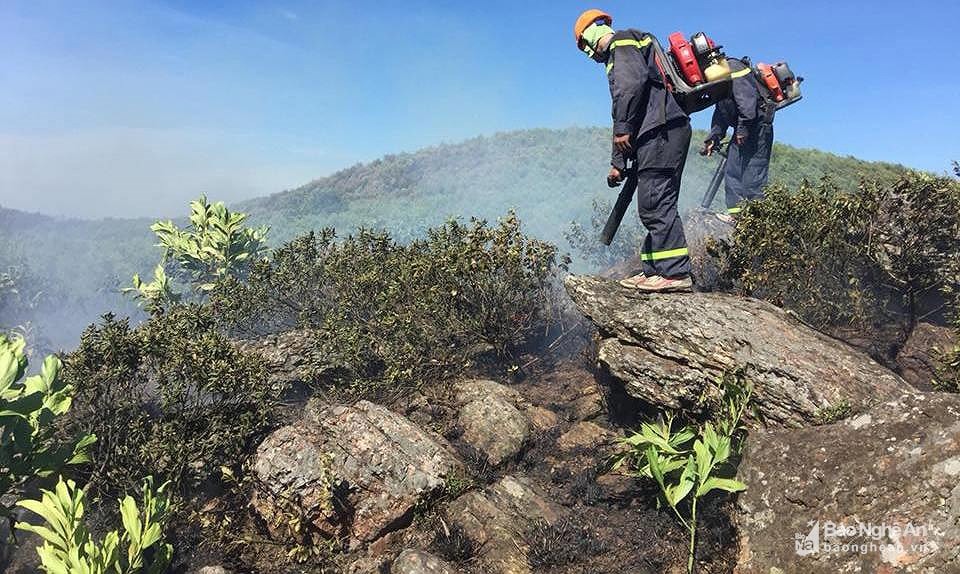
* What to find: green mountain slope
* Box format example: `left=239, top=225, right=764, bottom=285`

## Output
left=1, top=126, right=911, bottom=349
left=239, top=126, right=909, bottom=250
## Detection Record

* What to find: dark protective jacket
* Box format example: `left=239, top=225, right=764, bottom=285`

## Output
left=606, top=29, right=688, bottom=170
left=708, top=58, right=775, bottom=142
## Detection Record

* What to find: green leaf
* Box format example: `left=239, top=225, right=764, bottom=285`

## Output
left=140, top=523, right=163, bottom=548
left=120, top=496, right=142, bottom=544
left=645, top=445, right=665, bottom=492
left=697, top=477, right=747, bottom=497
left=0, top=349, right=22, bottom=392
left=14, top=523, right=66, bottom=548
left=668, top=457, right=696, bottom=506
left=40, top=355, right=62, bottom=390
left=35, top=545, right=70, bottom=574
left=693, top=439, right=712, bottom=482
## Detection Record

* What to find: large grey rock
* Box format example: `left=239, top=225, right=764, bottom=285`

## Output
left=897, top=322, right=956, bottom=391
left=446, top=475, right=560, bottom=574
left=455, top=380, right=531, bottom=466
left=252, top=400, right=461, bottom=543
left=391, top=549, right=456, bottom=574
left=735, top=392, right=960, bottom=573
left=565, top=275, right=916, bottom=427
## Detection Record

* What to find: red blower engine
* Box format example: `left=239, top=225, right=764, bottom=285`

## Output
left=668, top=32, right=703, bottom=85
left=651, top=31, right=733, bottom=114
left=755, top=62, right=804, bottom=110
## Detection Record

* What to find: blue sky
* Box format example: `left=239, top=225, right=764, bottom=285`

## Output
left=1, top=0, right=957, bottom=218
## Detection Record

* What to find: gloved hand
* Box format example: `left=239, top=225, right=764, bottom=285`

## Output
left=700, top=139, right=716, bottom=156
left=607, top=166, right=623, bottom=187
left=613, top=133, right=632, bottom=153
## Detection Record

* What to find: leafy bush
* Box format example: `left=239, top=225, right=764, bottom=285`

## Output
left=211, top=213, right=568, bottom=396
left=127, top=196, right=269, bottom=312
left=61, top=308, right=277, bottom=500
left=0, top=259, right=48, bottom=339
left=0, top=335, right=94, bottom=524
left=16, top=476, right=172, bottom=574
left=125, top=265, right=180, bottom=315
left=713, top=174, right=960, bottom=343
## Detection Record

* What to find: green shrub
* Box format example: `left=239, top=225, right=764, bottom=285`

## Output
left=0, top=259, right=47, bottom=338
left=127, top=196, right=269, bottom=312
left=61, top=308, right=277, bottom=500
left=211, top=213, right=568, bottom=396
left=16, top=476, right=173, bottom=574
left=714, top=174, right=960, bottom=338
left=0, top=335, right=94, bottom=524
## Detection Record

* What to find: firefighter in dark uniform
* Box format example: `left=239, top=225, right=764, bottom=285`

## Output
left=701, top=57, right=776, bottom=222
left=574, top=9, right=693, bottom=292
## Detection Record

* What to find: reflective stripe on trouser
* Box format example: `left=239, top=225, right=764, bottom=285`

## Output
left=725, top=123, right=774, bottom=209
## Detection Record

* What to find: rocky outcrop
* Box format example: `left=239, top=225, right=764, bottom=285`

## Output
left=565, top=275, right=915, bottom=427
left=446, top=475, right=561, bottom=574
left=455, top=380, right=531, bottom=466
left=897, top=322, right=956, bottom=391
left=391, top=549, right=457, bottom=574
left=735, top=392, right=960, bottom=573
left=252, top=401, right=461, bottom=544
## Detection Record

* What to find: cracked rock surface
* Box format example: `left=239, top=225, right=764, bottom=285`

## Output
left=455, top=379, right=532, bottom=466
left=564, top=275, right=915, bottom=427
left=735, top=392, right=960, bottom=573
left=252, top=400, right=462, bottom=544
left=445, top=475, right=561, bottom=574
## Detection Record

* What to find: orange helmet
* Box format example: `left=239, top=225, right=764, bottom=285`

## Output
left=574, top=9, right=612, bottom=49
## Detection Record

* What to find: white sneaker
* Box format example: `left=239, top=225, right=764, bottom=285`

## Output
left=635, top=275, right=693, bottom=293
left=619, top=273, right=648, bottom=288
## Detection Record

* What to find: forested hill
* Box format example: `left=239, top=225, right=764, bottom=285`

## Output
left=1, top=126, right=911, bottom=350
left=238, top=126, right=910, bottom=247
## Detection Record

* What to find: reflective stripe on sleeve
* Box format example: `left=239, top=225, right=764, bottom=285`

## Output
left=606, top=38, right=652, bottom=75
left=610, top=38, right=652, bottom=50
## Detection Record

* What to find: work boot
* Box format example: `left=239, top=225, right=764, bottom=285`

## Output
left=618, top=273, right=648, bottom=288
left=635, top=275, right=693, bottom=293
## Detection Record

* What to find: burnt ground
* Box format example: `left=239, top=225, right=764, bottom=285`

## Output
left=156, top=331, right=741, bottom=574
left=373, top=341, right=741, bottom=574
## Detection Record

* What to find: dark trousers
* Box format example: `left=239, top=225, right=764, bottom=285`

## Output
left=725, top=122, right=774, bottom=210
left=634, top=119, right=692, bottom=278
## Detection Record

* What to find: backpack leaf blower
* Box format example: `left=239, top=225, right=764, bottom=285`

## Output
left=651, top=31, right=735, bottom=114
left=755, top=61, right=804, bottom=110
